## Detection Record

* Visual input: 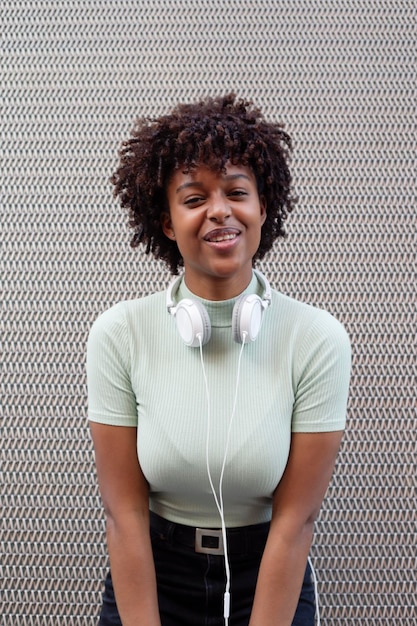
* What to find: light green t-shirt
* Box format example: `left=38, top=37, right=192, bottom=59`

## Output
left=87, top=274, right=351, bottom=527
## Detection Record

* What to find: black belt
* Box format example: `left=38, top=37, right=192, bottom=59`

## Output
left=150, top=511, right=270, bottom=556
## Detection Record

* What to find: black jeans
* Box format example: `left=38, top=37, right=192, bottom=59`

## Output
left=98, top=514, right=316, bottom=625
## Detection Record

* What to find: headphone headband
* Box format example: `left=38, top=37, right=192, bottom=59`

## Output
left=166, top=269, right=271, bottom=314
left=166, top=270, right=271, bottom=347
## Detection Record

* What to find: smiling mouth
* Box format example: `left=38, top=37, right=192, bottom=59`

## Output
left=203, top=229, right=240, bottom=243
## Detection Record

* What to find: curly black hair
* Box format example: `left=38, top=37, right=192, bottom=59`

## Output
left=111, top=93, right=296, bottom=274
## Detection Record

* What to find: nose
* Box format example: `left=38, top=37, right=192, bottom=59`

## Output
left=206, top=192, right=231, bottom=222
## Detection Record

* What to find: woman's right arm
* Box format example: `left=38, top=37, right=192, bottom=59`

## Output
left=90, top=422, right=161, bottom=626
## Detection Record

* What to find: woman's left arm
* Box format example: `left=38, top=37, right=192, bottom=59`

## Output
left=249, top=430, right=344, bottom=626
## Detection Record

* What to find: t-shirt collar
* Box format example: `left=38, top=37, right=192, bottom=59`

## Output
left=177, top=272, right=262, bottom=328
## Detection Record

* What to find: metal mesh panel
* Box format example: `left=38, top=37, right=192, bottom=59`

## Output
left=1, top=0, right=416, bottom=623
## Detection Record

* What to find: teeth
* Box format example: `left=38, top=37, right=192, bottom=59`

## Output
left=209, top=233, right=237, bottom=242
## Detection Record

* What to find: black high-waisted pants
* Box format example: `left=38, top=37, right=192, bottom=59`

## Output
left=98, top=512, right=316, bottom=626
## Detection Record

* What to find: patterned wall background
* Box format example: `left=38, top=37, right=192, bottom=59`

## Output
left=1, top=0, right=416, bottom=624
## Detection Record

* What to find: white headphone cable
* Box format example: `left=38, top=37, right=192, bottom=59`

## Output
left=198, top=332, right=247, bottom=625
left=218, top=331, right=247, bottom=536
left=308, top=555, right=321, bottom=626
left=197, top=331, right=320, bottom=626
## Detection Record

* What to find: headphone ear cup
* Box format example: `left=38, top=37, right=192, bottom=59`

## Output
left=174, top=298, right=211, bottom=347
left=232, top=294, right=264, bottom=344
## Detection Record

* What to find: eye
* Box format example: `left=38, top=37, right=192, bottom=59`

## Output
left=228, top=189, right=248, bottom=198
left=184, top=195, right=205, bottom=206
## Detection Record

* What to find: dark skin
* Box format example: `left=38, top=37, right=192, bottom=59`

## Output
left=90, top=423, right=161, bottom=626
left=90, top=424, right=342, bottom=625
left=90, top=162, right=344, bottom=625
left=161, top=164, right=266, bottom=299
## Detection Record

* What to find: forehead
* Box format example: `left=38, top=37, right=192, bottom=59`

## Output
left=169, top=163, right=256, bottom=191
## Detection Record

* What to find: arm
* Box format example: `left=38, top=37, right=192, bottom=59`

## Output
left=249, top=430, right=343, bottom=626
left=90, top=422, right=161, bottom=626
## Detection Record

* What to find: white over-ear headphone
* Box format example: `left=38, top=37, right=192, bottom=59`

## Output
left=166, top=269, right=272, bottom=347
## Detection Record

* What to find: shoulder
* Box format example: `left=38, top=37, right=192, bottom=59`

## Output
left=87, top=292, right=168, bottom=365
left=271, top=292, right=351, bottom=431
left=89, top=291, right=166, bottom=338
left=268, top=289, right=351, bottom=373
left=271, top=289, right=350, bottom=344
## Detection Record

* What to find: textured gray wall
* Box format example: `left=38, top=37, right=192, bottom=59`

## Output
left=1, top=1, right=416, bottom=624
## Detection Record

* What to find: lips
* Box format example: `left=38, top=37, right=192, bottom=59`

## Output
left=203, top=228, right=240, bottom=243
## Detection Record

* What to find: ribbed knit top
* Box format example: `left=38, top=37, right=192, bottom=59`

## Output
left=87, top=273, right=351, bottom=527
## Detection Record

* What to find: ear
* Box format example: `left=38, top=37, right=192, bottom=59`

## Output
left=260, top=195, right=267, bottom=226
left=161, top=212, right=176, bottom=240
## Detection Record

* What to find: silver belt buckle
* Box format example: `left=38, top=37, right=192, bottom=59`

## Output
left=195, top=528, right=224, bottom=555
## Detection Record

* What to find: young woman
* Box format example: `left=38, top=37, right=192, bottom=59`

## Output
left=87, top=93, right=351, bottom=626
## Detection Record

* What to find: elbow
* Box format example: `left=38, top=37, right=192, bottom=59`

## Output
left=102, top=504, right=119, bottom=542
left=301, top=505, right=322, bottom=536
left=103, top=501, right=149, bottom=538
left=302, top=516, right=316, bottom=542
left=305, top=504, right=321, bottom=527
left=271, top=510, right=318, bottom=545
left=101, top=497, right=117, bottom=527
left=104, top=506, right=117, bottom=532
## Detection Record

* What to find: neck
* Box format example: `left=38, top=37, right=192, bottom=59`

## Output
left=183, top=271, right=253, bottom=301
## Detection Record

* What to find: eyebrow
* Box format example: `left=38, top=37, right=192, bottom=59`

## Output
left=175, top=173, right=252, bottom=193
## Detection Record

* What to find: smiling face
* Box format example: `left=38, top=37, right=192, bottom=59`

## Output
left=162, top=163, right=266, bottom=299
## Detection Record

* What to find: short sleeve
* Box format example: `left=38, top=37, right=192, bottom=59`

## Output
left=86, top=303, right=138, bottom=426
left=291, top=311, right=351, bottom=433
